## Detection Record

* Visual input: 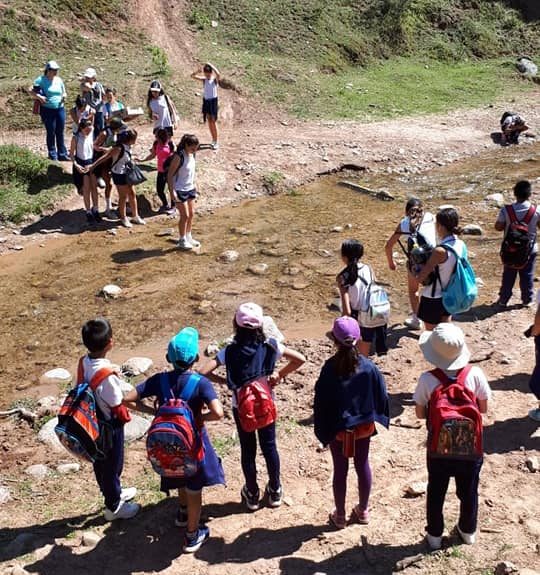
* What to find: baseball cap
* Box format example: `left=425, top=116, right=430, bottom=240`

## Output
left=84, top=67, right=97, bottom=78
left=419, top=323, right=470, bottom=370
left=167, top=327, right=199, bottom=366
left=327, top=316, right=361, bottom=347
left=46, top=60, right=60, bottom=70
left=235, top=302, right=264, bottom=329
left=149, top=80, right=162, bottom=92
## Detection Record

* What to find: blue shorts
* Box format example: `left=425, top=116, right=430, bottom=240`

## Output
left=174, top=188, right=197, bottom=203
left=112, top=173, right=128, bottom=186
left=202, top=97, right=218, bottom=121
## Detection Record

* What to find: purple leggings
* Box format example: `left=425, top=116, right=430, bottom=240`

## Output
left=329, top=436, right=372, bottom=517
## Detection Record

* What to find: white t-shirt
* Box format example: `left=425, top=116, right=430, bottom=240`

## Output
left=75, top=130, right=94, bottom=161
left=81, top=356, right=130, bottom=420
left=400, top=212, right=436, bottom=248
left=421, top=235, right=466, bottom=299
left=414, top=365, right=492, bottom=407
left=149, top=95, right=172, bottom=130
left=346, top=263, right=374, bottom=314
left=111, top=144, right=131, bottom=175
left=496, top=201, right=540, bottom=254
left=173, top=152, right=196, bottom=192
left=203, top=77, right=218, bottom=100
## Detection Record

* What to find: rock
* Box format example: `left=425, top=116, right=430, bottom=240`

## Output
left=526, top=455, right=539, bottom=473
left=520, top=570, right=540, bottom=575
left=462, top=224, right=483, bottom=236
left=37, top=417, right=64, bottom=452
left=230, top=226, right=251, bottom=236
left=40, top=368, right=72, bottom=387
left=11, top=245, right=24, bottom=251
left=284, top=266, right=301, bottom=276
left=37, top=396, right=59, bottom=409
left=405, top=481, right=427, bottom=497
left=292, top=280, right=311, bottom=290
left=524, top=518, right=540, bottom=537
left=316, top=249, right=333, bottom=258
left=218, top=249, right=240, bottom=263
left=485, top=193, right=505, bottom=208
left=33, top=543, right=54, bottom=560
left=495, top=561, right=519, bottom=575
left=108, top=228, right=117, bottom=236
left=331, top=226, right=344, bottom=233
left=205, top=342, right=221, bottom=357
left=516, top=57, right=538, bottom=76
left=234, top=183, right=242, bottom=192
left=344, top=223, right=352, bottom=229
left=156, top=228, right=174, bottom=237
left=81, top=531, right=101, bottom=547
left=25, top=464, right=50, bottom=479
left=8, top=564, right=31, bottom=575
left=262, top=316, right=285, bottom=343
left=476, top=277, right=485, bottom=288
left=56, top=463, right=81, bottom=475
left=261, top=247, right=287, bottom=257
left=211, top=19, right=218, bottom=28
left=124, top=413, right=151, bottom=443
left=0, top=485, right=11, bottom=505
left=247, top=263, right=269, bottom=276
left=194, top=300, right=213, bottom=314
left=438, top=204, right=455, bottom=211
left=121, top=357, right=153, bottom=377
left=100, top=284, right=122, bottom=299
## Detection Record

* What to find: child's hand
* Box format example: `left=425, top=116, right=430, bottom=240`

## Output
left=268, top=373, right=280, bottom=387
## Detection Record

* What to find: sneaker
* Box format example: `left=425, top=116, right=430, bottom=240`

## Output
left=265, top=483, right=283, bottom=508
left=104, top=500, right=140, bottom=521
left=183, top=526, right=210, bottom=553
left=120, top=487, right=137, bottom=502
left=404, top=315, right=422, bottom=330
left=329, top=510, right=346, bottom=530
left=456, top=525, right=476, bottom=545
left=349, top=505, right=370, bottom=525
left=167, top=206, right=177, bottom=216
left=132, top=216, right=146, bottom=225
left=104, top=209, right=117, bottom=219
left=188, top=236, right=201, bottom=248
left=176, top=238, right=193, bottom=251
left=175, top=505, right=188, bottom=527
left=96, top=177, right=106, bottom=189
left=58, top=155, right=71, bottom=162
left=241, top=485, right=260, bottom=512
left=426, top=533, right=442, bottom=550
left=121, top=217, right=133, bottom=228
left=158, top=204, right=169, bottom=213
left=86, top=211, right=95, bottom=224
left=528, top=407, right=540, bottom=422
left=211, top=142, right=219, bottom=150
left=92, top=209, right=103, bottom=223
left=493, top=299, right=508, bottom=310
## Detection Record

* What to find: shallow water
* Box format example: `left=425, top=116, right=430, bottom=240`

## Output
left=0, top=142, right=538, bottom=406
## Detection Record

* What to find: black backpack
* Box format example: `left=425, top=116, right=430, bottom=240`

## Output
left=500, top=204, right=536, bottom=269
left=163, top=148, right=185, bottom=176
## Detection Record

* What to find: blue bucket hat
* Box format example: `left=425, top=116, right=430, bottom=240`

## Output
left=167, top=327, right=199, bottom=366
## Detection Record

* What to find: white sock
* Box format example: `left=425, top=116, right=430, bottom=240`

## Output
left=105, top=198, right=112, bottom=211
left=180, top=235, right=187, bottom=242
left=187, top=232, right=193, bottom=241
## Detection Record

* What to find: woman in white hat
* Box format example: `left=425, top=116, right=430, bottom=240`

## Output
left=413, top=323, right=491, bottom=550
left=146, top=80, right=178, bottom=137
left=29, top=61, right=69, bottom=161
left=82, top=67, right=106, bottom=135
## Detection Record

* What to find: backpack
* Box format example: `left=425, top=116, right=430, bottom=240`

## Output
left=500, top=111, right=516, bottom=125
left=358, top=266, right=391, bottom=328
left=146, top=373, right=204, bottom=478
left=427, top=366, right=483, bottom=460
left=438, top=243, right=477, bottom=315
left=55, top=358, right=115, bottom=463
left=235, top=376, right=277, bottom=433
left=163, top=149, right=184, bottom=176
left=500, top=204, right=535, bottom=270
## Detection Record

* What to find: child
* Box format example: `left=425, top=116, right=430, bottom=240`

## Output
left=314, top=316, right=389, bottom=529
left=82, top=67, right=105, bottom=135
left=146, top=80, right=178, bottom=137
left=414, top=323, right=491, bottom=550
left=70, top=119, right=101, bottom=224
left=167, top=134, right=200, bottom=250
left=201, top=302, right=306, bottom=511
left=69, top=95, right=94, bottom=135
left=137, top=128, right=174, bottom=212
left=191, top=63, right=220, bottom=150
left=528, top=289, right=540, bottom=422
left=500, top=111, right=528, bottom=146
left=103, top=87, right=125, bottom=124
left=337, top=239, right=388, bottom=356
left=80, top=318, right=139, bottom=521
left=123, top=327, right=224, bottom=553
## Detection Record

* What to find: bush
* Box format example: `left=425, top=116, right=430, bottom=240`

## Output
left=0, top=145, right=49, bottom=185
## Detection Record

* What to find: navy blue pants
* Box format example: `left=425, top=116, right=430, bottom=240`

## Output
left=427, top=457, right=483, bottom=537
left=233, top=408, right=280, bottom=494
left=40, top=106, right=68, bottom=160
left=499, top=253, right=537, bottom=305
left=93, top=421, right=124, bottom=511
left=529, top=335, right=540, bottom=400
left=93, top=110, right=105, bottom=138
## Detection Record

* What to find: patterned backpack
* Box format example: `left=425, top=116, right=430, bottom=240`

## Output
left=146, top=373, right=204, bottom=478
left=55, top=358, right=115, bottom=462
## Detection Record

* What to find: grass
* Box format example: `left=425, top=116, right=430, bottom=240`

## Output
left=213, top=433, right=238, bottom=458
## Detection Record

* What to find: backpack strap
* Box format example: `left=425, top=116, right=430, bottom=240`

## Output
left=506, top=204, right=518, bottom=225
left=430, top=365, right=472, bottom=388
left=111, top=144, right=126, bottom=170
left=180, top=373, right=201, bottom=402
left=77, top=356, right=116, bottom=391
left=77, top=357, right=84, bottom=385
left=523, top=205, right=536, bottom=225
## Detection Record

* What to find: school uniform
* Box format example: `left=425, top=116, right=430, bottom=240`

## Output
left=149, top=95, right=174, bottom=135
left=172, top=151, right=197, bottom=203
left=111, top=144, right=132, bottom=186
left=202, top=77, right=218, bottom=121
left=72, top=129, right=94, bottom=192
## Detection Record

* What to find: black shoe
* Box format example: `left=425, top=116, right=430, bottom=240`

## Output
left=58, top=155, right=70, bottom=161
left=265, top=483, right=283, bottom=508
left=241, top=485, right=260, bottom=511
left=92, top=210, right=103, bottom=223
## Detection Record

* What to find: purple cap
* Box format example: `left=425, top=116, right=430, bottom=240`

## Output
left=330, top=316, right=361, bottom=346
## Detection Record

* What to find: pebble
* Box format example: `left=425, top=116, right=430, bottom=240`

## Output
left=8, top=565, right=31, bottom=575
left=108, top=228, right=117, bottom=236
left=476, top=277, right=485, bottom=288
left=405, top=481, right=427, bottom=497
left=525, top=455, right=539, bottom=473
left=194, top=300, right=213, bottom=314
left=56, top=463, right=81, bottom=475
left=438, top=204, right=455, bottom=211
left=247, top=263, right=269, bottom=276
left=261, top=247, right=287, bottom=257
left=205, top=342, right=221, bottom=357
left=100, top=284, right=122, bottom=299
left=292, top=280, right=311, bottom=290
left=81, top=531, right=101, bottom=547
left=38, top=417, right=64, bottom=452
left=0, top=237, right=6, bottom=243
left=316, top=249, right=333, bottom=258
left=230, top=226, right=251, bottom=236
left=156, top=228, right=174, bottom=237
left=124, top=414, right=151, bottom=442
left=121, top=357, right=153, bottom=377
left=331, top=226, right=344, bottom=233
left=344, top=223, right=353, bottom=229
left=25, top=464, right=50, bottom=479
left=0, top=485, right=11, bottom=505
left=218, top=249, right=240, bottom=263
left=40, top=368, right=72, bottom=386
left=284, top=266, right=301, bottom=276
left=485, top=192, right=505, bottom=207
left=11, top=245, right=24, bottom=251
left=462, top=224, right=483, bottom=236
left=234, top=183, right=242, bottom=191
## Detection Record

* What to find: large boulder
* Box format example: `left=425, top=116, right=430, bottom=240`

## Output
left=516, top=57, right=538, bottom=76
left=124, top=413, right=151, bottom=443
left=39, top=368, right=72, bottom=387
left=121, top=357, right=153, bottom=377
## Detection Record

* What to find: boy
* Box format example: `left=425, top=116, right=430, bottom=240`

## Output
left=191, top=63, right=220, bottom=150
left=81, top=318, right=139, bottom=520
left=124, top=327, right=225, bottom=553
left=414, top=323, right=491, bottom=550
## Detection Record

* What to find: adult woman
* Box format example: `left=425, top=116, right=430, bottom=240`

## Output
left=415, top=208, right=467, bottom=330
left=103, top=87, right=125, bottom=124
left=146, top=80, right=178, bottom=137
left=29, top=61, right=69, bottom=161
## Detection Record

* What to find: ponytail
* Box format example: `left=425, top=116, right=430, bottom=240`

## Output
left=177, top=133, right=199, bottom=152
left=436, top=208, right=462, bottom=235
left=340, top=239, right=364, bottom=285
left=333, top=345, right=359, bottom=378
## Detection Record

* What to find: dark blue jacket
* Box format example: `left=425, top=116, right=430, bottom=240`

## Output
left=224, top=340, right=278, bottom=390
left=314, top=355, right=389, bottom=446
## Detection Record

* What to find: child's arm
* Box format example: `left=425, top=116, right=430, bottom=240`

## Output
left=532, top=304, right=540, bottom=336
left=136, top=144, right=156, bottom=163
left=207, top=62, right=220, bottom=80
left=338, top=283, right=352, bottom=316
left=88, top=147, right=116, bottom=171
left=268, top=347, right=306, bottom=386
left=385, top=225, right=403, bottom=270
left=123, top=388, right=155, bottom=415
left=200, top=398, right=223, bottom=423
left=167, top=153, right=181, bottom=195
left=415, top=403, right=427, bottom=419
left=191, top=68, right=206, bottom=81
left=199, top=358, right=227, bottom=385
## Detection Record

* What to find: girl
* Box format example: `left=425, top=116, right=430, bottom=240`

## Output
left=201, top=302, right=306, bottom=511
left=70, top=119, right=101, bottom=224
left=415, top=208, right=467, bottom=330
left=167, top=134, right=200, bottom=250
left=70, top=95, right=94, bottom=135
left=314, top=316, right=389, bottom=529
left=191, top=63, right=220, bottom=150
left=337, top=240, right=388, bottom=357
left=103, top=87, right=125, bottom=124
left=147, top=80, right=178, bottom=137
left=137, top=128, right=174, bottom=212
left=385, top=198, right=436, bottom=330
left=124, top=327, right=225, bottom=553
left=89, top=129, right=146, bottom=228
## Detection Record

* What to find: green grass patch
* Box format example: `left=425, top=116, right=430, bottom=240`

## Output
left=213, top=434, right=238, bottom=458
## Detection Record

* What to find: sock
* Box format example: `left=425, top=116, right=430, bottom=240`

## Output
left=86, top=209, right=92, bottom=215
left=186, top=530, right=197, bottom=538
left=187, top=232, right=193, bottom=241
left=180, top=235, right=187, bottom=242
left=105, top=198, right=112, bottom=211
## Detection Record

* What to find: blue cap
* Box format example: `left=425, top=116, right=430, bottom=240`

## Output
left=167, top=327, right=199, bottom=366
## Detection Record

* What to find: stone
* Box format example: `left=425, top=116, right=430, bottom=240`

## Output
left=462, top=224, right=483, bottom=236
left=317, top=249, right=333, bottom=258
left=194, top=300, right=213, bottom=314
left=0, top=485, right=11, bottom=505
left=247, top=263, right=269, bottom=276
left=100, top=284, right=122, bottom=299
left=121, top=357, right=153, bottom=377
left=40, top=368, right=72, bottom=387
left=8, top=564, right=31, bottom=575
left=124, top=413, right=151, bottom=443
left=205, top=342, right=221, bottom=357
left=25, top=464, right=50, bottom=479
left=33, top=544, right=54, bottom=560
left=520, top=570, right=540, bottom=575
left=37, top=417, right=64, bottom=453
left=284, top=266, right=301, bottom=276
left=56, top=463, right=81, bottom=475
left=439, top=204, right=455, bottom=211
left=526, top=455, right=539, bottom=473
left=156, top=228, right=174, bottom=237
left=516, top=57, right=538, bottom=76
left=211, top=19, right=218, bottom=28
left=11, top=245, right=24, bottom=251
left=476, top=277, right=485, bottom=288
left=261, top=247, right=287, bottom=257
left=37, top=396, right=58, bottom=409
left=81, top=531, right=101, bottom=547
left=524, top=518, right=540, bottom=537
left=495, top=561, right=519, bottom=575
left=218, top=249, right=240, bottom=263
left=262, top=316, right=285, bottom=343
left=292, top=280, right=311, bottom=290
left=331, top=226, right=344, bottom=233
left=234, top=183, right=242, bottom=191
left=485, top=193, right=505, bottom=208
left=230, top=226, right=251, bottom=236
left=405, top=481, right=427, bottom=497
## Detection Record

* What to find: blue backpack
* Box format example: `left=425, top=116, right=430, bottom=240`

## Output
left=440, top=244, right=477, bottom=315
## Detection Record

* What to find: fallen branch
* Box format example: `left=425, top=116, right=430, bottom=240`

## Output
left=480, top=527, right=504, bottom=534
left=0, top=407, right=38, bottom=423
left=338, top=180, right=395, bottom=201
left=470, top=350, right=495, bottom=364
left=394, top=553, right=424, bottom=571
left=317, top=163, right=368, bottom=176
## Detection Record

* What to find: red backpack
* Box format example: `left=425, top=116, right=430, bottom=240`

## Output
left=236, top=377, right=277, bottom=433
left=427, top=366, right=483, bottom=460
left=500, top=204, right=535, bottom=270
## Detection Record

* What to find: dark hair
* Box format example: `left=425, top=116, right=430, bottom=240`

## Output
left=340, top=239, right=364, bottom=285
left=168, top=355, right=199, bottom=372
left=405, top=197, right=423, bottom=215
left=75, top=95, right=85, bottom=109
left=146, top=80, right=164, bottom=117
left=155, top=128, right=170, bottom=145
left=203, top=64, right=213, bottom=73
left=77, top=118, right=93, bottom=133
left=233, top=320, right=266, bottom=345
left=177, top=133, right=199, bottom=151
left=514, top=180, right=532, bottom=201
left=436, top=207, right=461, bottom=235
left=82, top=318, right=112, bottom=354
left=116, top=128, right=137, bottom=145
left=333, top=344, right=359, bottom=378
left=105, top=86, right=116, bottom=95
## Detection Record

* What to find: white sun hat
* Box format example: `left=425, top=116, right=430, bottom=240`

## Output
left=83, top=67, right=97, bottom=78
left=419, top=322, right=470, bottom=371
left=46, top=60, right=60, bottom=70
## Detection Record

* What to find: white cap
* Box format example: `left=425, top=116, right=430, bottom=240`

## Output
left=46, top=60, right=60, bottom=70
left=83, top=67, right=97, bottom=78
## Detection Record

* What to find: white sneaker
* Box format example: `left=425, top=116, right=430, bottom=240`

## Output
left=121, top=217, right=133, bottom=228
left=456, top=525, right=476, bottom=545
left=177, top=238, right=193, bottom=250
left=120, top=487, right=137, bottom=502
left=188, top=236, right=201, bottom=248
left=104, top=500, right=140, bottom=521
left=211, top=141, right=219, bottom=150
left=96, top=177, right=106, bottom=189
left=426, top=533, right=442, bottom=550
left=404, top=315, right=422, bottom=330
left=132, top=216, right=146, bottom=225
